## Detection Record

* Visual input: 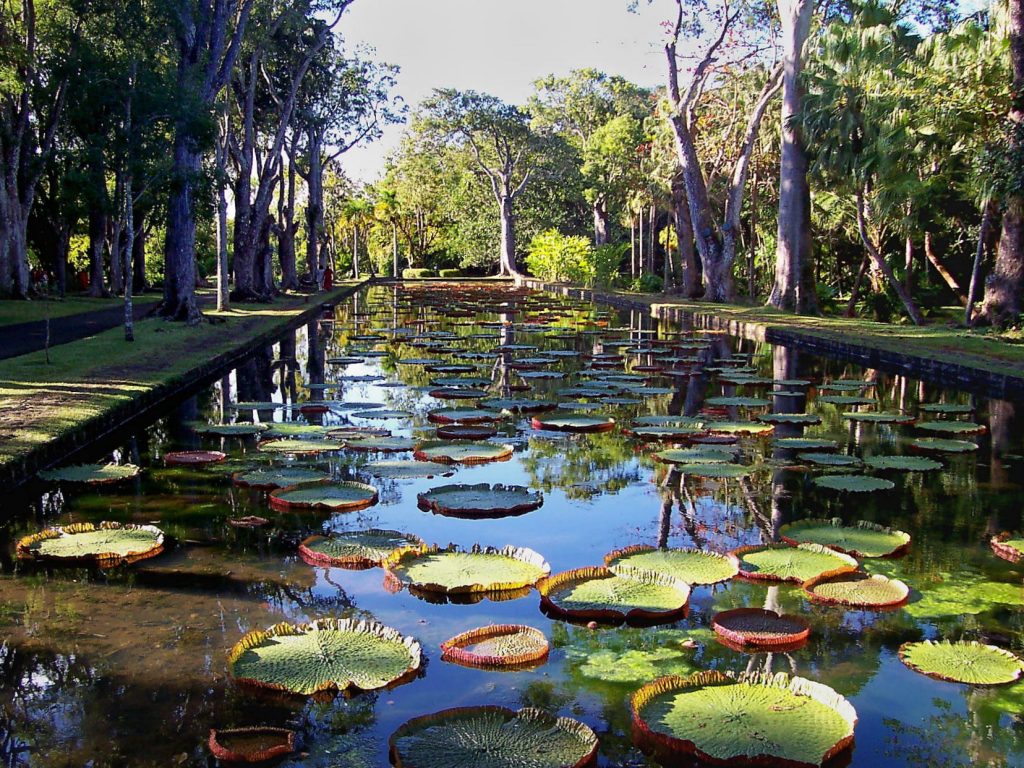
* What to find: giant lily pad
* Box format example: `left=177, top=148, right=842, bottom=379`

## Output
left=818, top=395, right=876, bottom=406
left=909, top=437, right=979, bottom=453
left=207, top=727, right=296, bottom=764
left=417, top=483, right=543, bottom=518
left=388, top=706, right=598, bottom=768
left=652, top=447, right=737, bottom=464
left=991, top=533, right=1024, bottom=564
left=165, top=450, right=227, bottom=465
left=365, top=460, right=449, bottom=480
left=705, top=396, right=770, bottom=407
left=427, top=408, right=504, bottom=424
left=711, top=608, right=810, bottom=650
left=479, top=398, right=557, bottom=413
left=538, top=566, right=690, bottom=624
left=37, top=463, right=141, bottom=485
left=898, top=640, right=1023, bottom=685
left=915, top=420, right=986, bottom=435
left=863, top=455, right=943, bottom=471
left=624, top=424, right=706, bottom=441
left=758, top=413, right=821, bottom=425
left=16, top=522, right=164, bottom=567
left=414, top=440, right=514, bottom=464
left=802, top=571, right=909, bottom=608
left=384, top=544, right=550, bottom=596
left=605, top=545, right=739, bottom=586
left=706, top=421, right=774, bottom=436
left=842, top=411, right=915, bottom=424
left=531, top=414, right=616, bottom=433
left=232, top=467, right=328, bottom=490
left=779, top=518, right=910, bottom=558
left=264, top=424, right=329, bottom=439
left=773, top=437, right=839, bottom=451
left=797, top=452, right=862, bottom=467
left=350, top=409, right=413, bottom=420
left=732, top=543, right=858, bottom=583
left=435, top=424, right=498, bottom=440
left=344, top=436, right=417, bottom=453
left=919, top=403, right=973, bottom=414
left=440, top=624, right=549, bottom=670
left=268, top=480, right=378, bottom=512
left=631, top=671, right=856, bottom=767
left=676, top=462, right=753, bottom=479
left=298, top=530, right=422, bottom=568
left=813, top=474, right=895, bottom=493
left=228, top=617, right=421, bottom=697
left=191, top=422, right=269, bottom=437
left=258, top=439, right=340, bottom=456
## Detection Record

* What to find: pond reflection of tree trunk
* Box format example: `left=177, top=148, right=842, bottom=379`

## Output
left=989, top=398, right=1017, bottom=505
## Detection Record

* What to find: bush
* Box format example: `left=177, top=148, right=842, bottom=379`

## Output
left=402, top=268, right=436, bottom=279
left=525, top=230, right=623, bottom=288
left=438, top=269, right=464, bottom=278
left=628, top=273, right=664, bottom=293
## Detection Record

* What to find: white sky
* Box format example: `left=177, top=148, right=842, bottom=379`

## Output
left=338, top=0, right=674, bottom=183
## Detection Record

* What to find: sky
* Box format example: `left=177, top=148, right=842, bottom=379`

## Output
left=338, top=0, right=674, bottom=183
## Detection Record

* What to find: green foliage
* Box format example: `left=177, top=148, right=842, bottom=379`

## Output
left=525, top=230, right=593, bottom=283
left=628, top=273, right=663, bottom=293
left=402, top=268, right=436, bottom=279
left=437, top=269, right=464, bottom=277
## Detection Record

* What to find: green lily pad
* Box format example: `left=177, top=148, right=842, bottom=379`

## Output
left=232, top=467, right=329, bottom=489
left=427, top=408, right=504, bottom=424
left=530, top=414, right=616, bottom=433
left=344, top=436, right=417, bottom=453
left=263, top=423, right=329, bottom=439
left=478, top=398, right=557, bottom=413
left=385, top=544, right=550, bottom=595
left=797, top=452, right=862, bottom=467
left=16, top=522, right=164, bottom=566
left=866, top=561, right=1024, bottom=618
left=37, top=463, right=141, bottom=485
left=414, top=440, right=514, bottom=464
left=818, top=395, right=877, bottom=406
left=389, top=707, right=598, bottom=768
left=625, top=424, right=706, bottom=441
left=919, top=403, right=974, bottom=414
left=365, top=460, right=449, bottom=479
left=258, top=438, right=340, bottom=455
left=706, top=421, right=774, bottom=436
left=705, top=396, right=770, bottom=407
left=803, top=571, right=909, bottom=608
left=228, top=618, right=421, bottom=696
left=299, top=530, right=422, bottom=568
left=843, top=411, right=915, bottom=424
left=915, top=420, right=986, bottom=435
left=909, top=437, right=978, bottom=453
left=758, top=413, right=821, bottom=425
left=899, top=640, right=1023, bottom=685
left=559, top=627, right=706, bottom=685
left=779, top=518, right=910, bottom=557
left=417, top=483, right=543, bottom=518
left=652, top=447, right=737, bottom=464
left=350, top=409, right=413, bottom=420
left=733, top=543, right=858, bottom=583
left=863, top=455, right=943, bottom=471
left=191, top=422, right=269, bottom=436
left=539, top=566, right=690, bottom=623
left=813, top=474, right=895, bottom=492
left=676, top=463, right=752, bottom=479
left=231, top=401, right=293, bottom=410
left=605, top=545, right=739, bottom=585
left=773, top=437, right=839, bottom=451
left=820, top=381, right=871, bottom=391
left=631, top=671, right=856, bottom=767
left=268, top=481, right=378, bottom=512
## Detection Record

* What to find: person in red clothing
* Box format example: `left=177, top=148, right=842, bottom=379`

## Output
left=322, top=264, right=333, bottom=290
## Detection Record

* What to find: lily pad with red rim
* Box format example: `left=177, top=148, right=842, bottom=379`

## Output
left=909, top=437, right=979, bottom=452
left=711, top=608, right=811, bottom=651
left=538, top=566, right=690, bottom=625
left=531, top=414, right=616, bottom=433
left=207, top=727, right=296, bottom=764
left=344, top=436, right=417, bottom=453
left=165, top=450, right=227, bottom=466
left=268, top=480, right=378, bottom=512
left=383, top=544, right=550, bottom=597
left=991, top=532, right=1024, bottom=564
left=779, top=518, right=910, bottom=557
left=414, top=440, right=514, bottom=465
left=440, top=624, right=549, bottom=670
left=417, top=483, right=543, bottom=518
left=16, top=522, right=164, bottom=567
left=899, top=640, right=1023, bottom=685
left=731, top=543, right=858, bottom=583
left=605, top=544, right=739, bottom=585
left=802, top=570, right=910, bottom=608
left=435, top=423, right=498, bottom=440
left=298, top=529, right=422, bottom=568
left=232, top=467, right=329, bottom=490
left=37, top=463, right=141, bottom=485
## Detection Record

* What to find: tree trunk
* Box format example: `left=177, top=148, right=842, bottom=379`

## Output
left=966, top=202, right=994, bottom=323
left=392, top=223, right=399, bottom=278
left=924, top=230, right=968, bottom=306
left=352, top=227, right=360, bottom=278
left=845, top=253, right=870, bottom=317
left=124, top=176, right=135, bottom=342
left=648, top=202, right=656, bottom=275
left=769, top=0, right=815, bottom=313
left=499, top=195, right=518, bottom=275
left=672, top=173, right=699, bottom=296
left=87, top=200, right=108, bottom=298
left=638, top=206, right=645, bottom=276
left=278, top=153, right=297, bottom=291
left=216, top=122, right=230, bottom=311
left=630, top=215, right=636, bottom=278
left=306, top=129, right=324, bottom=288
left=593, top=198, right=608, bottom=246
left=160, top=134, right=203, bottom=324
left=856, top=186, right=924, bottom=324
left=132, top=214, right=147, bottom=292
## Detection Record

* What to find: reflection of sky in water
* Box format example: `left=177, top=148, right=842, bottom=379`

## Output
left=0, top=283, right=1022, bottom=767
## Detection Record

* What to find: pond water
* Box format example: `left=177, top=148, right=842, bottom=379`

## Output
left=1, top=282, right=1023, bottom=767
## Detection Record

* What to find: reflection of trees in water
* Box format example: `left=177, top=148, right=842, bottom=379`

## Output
left=522, top=433, right=640, bottom=499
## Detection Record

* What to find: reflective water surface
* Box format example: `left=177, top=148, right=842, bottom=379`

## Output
left=1, top=283, right=1023, bottom=767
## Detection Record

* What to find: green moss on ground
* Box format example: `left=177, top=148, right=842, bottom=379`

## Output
left=0, top=285, right=361, bottom=473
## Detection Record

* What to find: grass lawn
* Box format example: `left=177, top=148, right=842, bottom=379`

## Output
left=0, top=283, right=361, bottom=474
left=0, top=293, right=162, bottom=327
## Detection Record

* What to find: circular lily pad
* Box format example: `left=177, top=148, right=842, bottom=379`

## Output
left=531, top=414, right=616, bottom=433
left=37, top=463, right=141, bottom=485
left=813, top=474, right=895, bottom=492
left=676, top=463, right=752, bottom=479
left=991, top=533, right=1024, bottom=564
left=919, top=403, right=973, bottom=414
left=389, top=706, right=598, bottom=768
left=365, top=460, right=448, bottom=479
left=732, top=543, right=858, bottom=583
left=231, top=401, right=293, bottom=410
left=863, top=455, right=943, bottom=471
left=631, top=671, right=856, bottom=767
left=797, top=452, right=862, bottom=467
left=191, top=423, right=269, bottom=437
left=435, top=424, right=498, bottom=440
left=344, top=436, right=417, bottom=453
left=916, top=420, right=987, bottom=435
left=232, top=467, right=328, bottom=490
left=779, top=518, right=910, bottom=558
left=165, top=450, right=226, bottom=466
left=257, top=439, right=340, bottom=456
left=264, top=424, right=328, bottom=439
left=538, top=566, right=690, bottom=625
left=705, top=396, right=770, bottom=407
left=605, top=545, right=739, bottom=586
left=228, top=617, right=421, bottom=697
left=712, top=608, right=811, bottom=650
left=652, top=447, right=737, bottom=464
left=773, top=437, right=839, bottom=451
left=909, top=437, right=978, bottom=453
left=207, top=727, right=296, bottom=764
left=351, top=409, right=413, bottom=420
left=802, top=571, right=910, bottom=608
left=899, top=640, right=1023, bottom=685
left=440, top=624, right=550, bottom=669
left=427, top=408, right=503, bottom=424
left=384, top=544, right=550, bottom=596
left=430, top=387, right=489, bottom=400
left=706, top=421, right=774, bottom=436
left=417, top=483, right=543, bottom=518
left=414, top=440, right=514, bottom=465
left=818, top=395, right=877, bottom=406
left=758, top=413, right=821, bottom=425
left=624, top=425, right=706, bottom=441
left=268, top=480, right=378, bottom=512
left=479, top=398, right=557, bottom=413
left=843, top=411, right=915, bottom=424
left=16, top=522, right=164, bottom=567
left=298, top=530, right=422, bottom=568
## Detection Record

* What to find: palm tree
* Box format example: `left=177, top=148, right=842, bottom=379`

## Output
left=374, top=187, right=402, bottom=278
left=341, top=197, right=375, bottom=278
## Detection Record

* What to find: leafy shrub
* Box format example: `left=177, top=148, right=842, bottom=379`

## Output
left=526, top=231, right=623, bottom=288
left=628, top=273, right=664, bottom=293
left=402, top=268, right=436, bottom=279
left=438, top=269, right=464, bottom=278
left=859, top=291, right=896, bottom=323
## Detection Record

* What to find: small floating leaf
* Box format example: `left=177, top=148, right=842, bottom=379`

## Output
left=909, top=437, right=978, bottom=453
left=344, top=436, right=417, bottom=453
left=758, top=412, right=821, bottom=425
left=652, top=447, right=737, bottom=464
left=773, top=437, right=839, bottom=451
left=258, top=439, right=339, bottom=455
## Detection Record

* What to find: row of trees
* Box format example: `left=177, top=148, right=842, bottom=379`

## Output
left=342, top=0, right=1023, bottom=327
left=1, top=0, right=400, bottom=322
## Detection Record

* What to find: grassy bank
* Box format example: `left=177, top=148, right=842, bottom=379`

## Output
left=0, top=283, right=363, bottom=481
left=0, top=293, right=162, bottom=327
